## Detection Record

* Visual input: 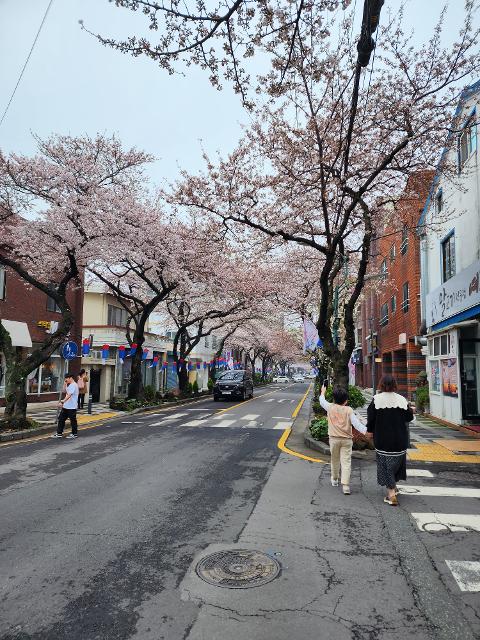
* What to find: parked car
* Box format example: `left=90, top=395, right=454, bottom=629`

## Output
left=273, top=375, right=290, bottom=383
left=213, top=370, right=254, bottom=401
left=292, top=375, right=305, bottom=383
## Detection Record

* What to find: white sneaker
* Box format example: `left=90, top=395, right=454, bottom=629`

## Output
left=331, top=478, right=339, bottom=487
left=51, top=433, right=63, bottom=438
left=342, top=485, right=351, bottom=495
left=66, top=434, right=78, bottom=439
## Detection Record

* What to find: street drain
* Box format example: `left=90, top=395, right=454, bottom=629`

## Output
left=195, top=549, right=281, bottom=589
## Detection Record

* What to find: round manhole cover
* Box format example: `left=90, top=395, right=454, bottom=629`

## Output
left=195, top=549, right=281, bottom=589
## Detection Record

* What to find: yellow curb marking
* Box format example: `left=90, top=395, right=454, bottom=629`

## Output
left=408, top=443, right=480, bottom=464
left=291, top=383, right=312, bottom=419
left=277, top=427, right=328, bottom=464
left=432, top=439, right=480, bottom=452
left=77, top=412, right=117, bottom=424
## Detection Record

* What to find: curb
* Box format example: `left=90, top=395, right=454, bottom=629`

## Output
left=303, top=434, right=372, bottom=459
left=0, top=395, right=213, bottom=443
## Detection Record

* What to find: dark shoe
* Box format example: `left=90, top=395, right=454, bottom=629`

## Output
left=51, top=433, right=63, bottom=439
left=66, top=434, right=78, bottom=439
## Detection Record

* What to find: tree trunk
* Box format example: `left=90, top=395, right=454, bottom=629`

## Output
left=330, top=352, right=349, bottom=389
left=127, top=317, right=148, bottom=399
left=177, top=365, right=189, bottom=393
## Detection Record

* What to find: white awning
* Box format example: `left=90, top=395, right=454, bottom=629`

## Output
left=1, top=320, right=33, bottom=347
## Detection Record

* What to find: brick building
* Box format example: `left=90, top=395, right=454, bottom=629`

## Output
left=0, top=264, right=84, bottom=405
left=354, top=172, right=433, bottom=398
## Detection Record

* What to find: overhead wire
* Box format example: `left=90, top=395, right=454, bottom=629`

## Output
left=0, top=0, right=54, bottom=130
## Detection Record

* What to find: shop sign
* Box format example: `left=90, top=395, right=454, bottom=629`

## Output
left=426, top=258, right=480, bottom=328
left=37, top=320, right=51, bottom=329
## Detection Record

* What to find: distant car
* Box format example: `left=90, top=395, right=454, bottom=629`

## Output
left=292, top=375, right=305, bottom=383
left=304, top=372, right=316, bottom=379
left=213, top=370, right=253, bottom=401
left=273, top=375, right=290, bottom=383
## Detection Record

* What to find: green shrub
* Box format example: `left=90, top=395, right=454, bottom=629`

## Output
left=311, top=399, right=322, bottom=415
left=309, top=416, right=329, bottom=440
left=415, top=370, right=428, bottom=387
left=415, top=385, right=429, bottom=413
left=324, top=385, right=365, bottom=410
left=187, top=382, right=194, bottom=395
left=192, top=380, right=199, bottom=395
left=143, top=385, right=156, bottom=402
left=207, top=378, right=214, bottom=391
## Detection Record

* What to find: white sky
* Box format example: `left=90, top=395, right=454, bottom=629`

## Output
left=0, top=1, right=477, bottom=185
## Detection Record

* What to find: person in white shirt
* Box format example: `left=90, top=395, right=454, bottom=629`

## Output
left=51, top=374, right=79, bottom=439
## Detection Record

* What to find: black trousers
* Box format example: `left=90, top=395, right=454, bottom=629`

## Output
left=78, top=393, right=85, bottom=409
left=57, top=408, right=78, bottom=435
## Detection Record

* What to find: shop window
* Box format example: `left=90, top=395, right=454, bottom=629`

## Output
left=380, top=303, right=389, bottom=326
left=26, top=350, right=64, bottom=395
left=107, top=304, right=128, bottom=327
left=441, top=334, right=448, bottom=355
left=430, top=360, right=440, bottom=392
left=441, top=232, right=455, bottom=282
left=391, top=295, right=397, bottom=314
left=46, top=295, right=61, bottom=313
left=356, top=327, right=363, bottom=345
left=459, top=111, right=477, bottom=171
left=0, top=266, right=6, bottom=300
left=402, top=282, right=409, bottom=312
left=400, top=225, right=408, bottom=255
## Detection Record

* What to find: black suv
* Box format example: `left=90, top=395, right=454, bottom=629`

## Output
left=213, top=370, right=254, bottom=401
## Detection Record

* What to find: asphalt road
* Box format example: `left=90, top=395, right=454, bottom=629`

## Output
left=1, top=382, right=479, bottom=640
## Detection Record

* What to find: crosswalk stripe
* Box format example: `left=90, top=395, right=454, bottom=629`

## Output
left=273, top=422, right=291, bottom=430
left=446, top=561, right=480, bottom=592
left=406, top=469, right=435, bottom=478
left=410, top=513, right=480, bottom=533
left=211, top=419, right=236, bottom=428
left=399, top=485, right=480, bottom=498
left=183, top=419, right=208, bottom=427
left=240, top=414, right=260, bottom=420
left=264, top=399, right=274, bottom=403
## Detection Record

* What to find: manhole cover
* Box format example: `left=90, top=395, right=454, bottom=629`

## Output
left=195, top=549, right=281, bottom=589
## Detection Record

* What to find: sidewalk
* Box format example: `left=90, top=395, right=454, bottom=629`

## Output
left=0, top=401, right=121, bottom=427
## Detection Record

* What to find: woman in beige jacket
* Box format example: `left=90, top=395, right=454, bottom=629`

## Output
left=320, top=385, right=366, bottom=495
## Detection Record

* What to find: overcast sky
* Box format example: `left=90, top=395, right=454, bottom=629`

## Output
left=0, top=1, right=477, bottom=186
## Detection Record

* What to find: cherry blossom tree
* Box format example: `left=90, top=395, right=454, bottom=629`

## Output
left=0, top=134, right=151, bottom=427
left=166, top=4, right=480, bottom=386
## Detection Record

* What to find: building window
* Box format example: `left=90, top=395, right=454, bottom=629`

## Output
left=435, top=188, right=443, bottom=214
left=400, top=225, right=408, bottom=255
left=46, top=295, right=61, bottom=313
left=402, top=282, right=409, bottom=312
left=107, top=304, right=128, bottom=327
left=380, top=258, right=388, bottom=280
left=391, top=295, right=397, bottom=314
left=390, top=244, right=396, bottom=262
left=356, top=327, right=363, bottom=345
left=0, top=266, right=5, bottom=300
left=380, top=302, right=389, bottom=326
left=459, top=112, right=477, bottom=171
left=441, top=232, right=455, bottom=282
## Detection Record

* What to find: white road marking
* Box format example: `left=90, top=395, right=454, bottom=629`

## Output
left=240, top=414, right=260, bottom=420
left=272, top=417, right=291, bottom=420
left=277, top=399, right=286, bottom=403
left=406, top=469, right=435, bottom=478
left=264, top=399, right=274, bottom=403
left=183, top=419, right=208, bottom=427
left=398, top=485, right=480, bottom=498
left=121, top=421, right=133, bottom=424
left=211, top=419, right=236, bottom=428
left=273, top=422, right=291, bottom=430
left=243, top=421, right=258, bottom=428
left=446, top=561, right=480, bottom=592
left=290, top=399, right=296, bottom=404
left=410, top=513, right=480, bottom=533
left=186, top=408, right=212, bottom=411
left=212, top=414, right=236, bottom=419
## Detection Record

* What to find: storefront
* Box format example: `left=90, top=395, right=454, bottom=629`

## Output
left=426, top=259, right=480, bottom=424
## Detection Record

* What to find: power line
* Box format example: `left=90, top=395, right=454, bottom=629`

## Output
left=0, top=0, right=54, bottom=130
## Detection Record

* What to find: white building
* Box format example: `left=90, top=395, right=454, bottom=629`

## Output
left=419, top=80, right=480, bottom=426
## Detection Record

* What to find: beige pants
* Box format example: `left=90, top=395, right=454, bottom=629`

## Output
left=329, top=437, right=353, bottom=485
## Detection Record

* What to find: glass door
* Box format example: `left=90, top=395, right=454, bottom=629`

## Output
left=460, top=339, right=480, bottom=420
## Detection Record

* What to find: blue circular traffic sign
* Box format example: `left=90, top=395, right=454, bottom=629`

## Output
left=62, top=341, right=78, bottom=360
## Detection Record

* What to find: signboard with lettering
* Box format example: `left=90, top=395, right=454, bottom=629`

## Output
left=426, top=258, right=480, bottom=328
left=441, top=358, right=458, bottom=397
